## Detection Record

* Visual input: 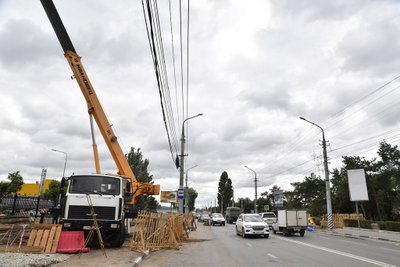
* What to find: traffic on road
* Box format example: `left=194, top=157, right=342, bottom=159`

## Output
left=139, top=214, right=399, bottom=267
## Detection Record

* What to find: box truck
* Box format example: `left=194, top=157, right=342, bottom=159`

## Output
left=272, top=210, right=307, bottom=237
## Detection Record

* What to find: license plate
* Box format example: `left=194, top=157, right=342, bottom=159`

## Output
left=83, top=226, right=92, bottom=230
left=293, top=227, right=300, bottom=231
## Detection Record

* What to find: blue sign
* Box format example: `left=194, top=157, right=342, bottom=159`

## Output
left=177, top=189, right=184, bottom=199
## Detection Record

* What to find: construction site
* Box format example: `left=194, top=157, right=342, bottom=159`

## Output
left=1, top=0, right=203, bottom=265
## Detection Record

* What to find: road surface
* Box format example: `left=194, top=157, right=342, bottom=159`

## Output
left=139, top=223, right=399, bottom=267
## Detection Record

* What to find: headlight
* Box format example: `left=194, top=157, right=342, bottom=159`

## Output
left=244, top=224, right=251, bottom=228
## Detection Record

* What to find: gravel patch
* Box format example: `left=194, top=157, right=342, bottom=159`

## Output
left=0, top=253, right=70, bottom=267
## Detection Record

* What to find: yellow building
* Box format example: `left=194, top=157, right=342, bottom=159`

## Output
left=18, top=179, right=55, bottom=197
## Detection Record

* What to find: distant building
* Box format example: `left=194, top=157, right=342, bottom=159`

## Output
left=18, top=179, right=55, bottom=197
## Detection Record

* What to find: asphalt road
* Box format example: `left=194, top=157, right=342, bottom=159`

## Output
left=139, top=223, right=399, bottom=267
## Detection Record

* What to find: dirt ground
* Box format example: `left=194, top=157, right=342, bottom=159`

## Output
left=50, top=240, right=143, bottom=267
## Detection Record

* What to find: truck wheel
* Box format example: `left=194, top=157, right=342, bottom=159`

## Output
left=283, top=229, right=289, bottom=236
left=300, top=229, right=305, bottom=237
left=109, top=225, right=126, bottom=247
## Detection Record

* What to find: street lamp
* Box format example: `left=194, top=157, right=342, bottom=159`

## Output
left=244, top=166, right=258, bottom=213
left=51, top=149, right=68, bottom=178
left=299, top=116, right=333, bottom=230
left=178, top=113, right=203, bottom=213
left=185, top=165, right=198, bottom=214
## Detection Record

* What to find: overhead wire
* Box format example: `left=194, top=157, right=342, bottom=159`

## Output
left=264, top=74, right=400, bottom=186
left=168, top=0, right=180, bottom=127
left=141, top=0, right=180, bottom=164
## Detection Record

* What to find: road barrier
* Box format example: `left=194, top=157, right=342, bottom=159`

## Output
left=130, top=211, right=191, bottom=255
left=321, top=213, right=364, bottom=229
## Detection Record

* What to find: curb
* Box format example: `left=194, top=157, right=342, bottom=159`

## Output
left=132, top=250, right=148, bottom=267
left=331, top=231, right=399, bottom=243
left=132, top=255, right=144, bottom=267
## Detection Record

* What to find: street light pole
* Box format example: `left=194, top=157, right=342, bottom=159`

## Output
left=51, top=149, right=68, bottom=178
left=300, top=117, right=334, bottom=230
left=179, top=113, right=203, bottom=214
left=185, top=165, right=198, bottom=214
left=244, top=166, right=258, bottom=213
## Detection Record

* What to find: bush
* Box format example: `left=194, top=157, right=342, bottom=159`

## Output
left=344, top=219, right=400, bottom=232
left=385, top=221, right=400, bottom=232
left=343, top=219, right=374, bottom=229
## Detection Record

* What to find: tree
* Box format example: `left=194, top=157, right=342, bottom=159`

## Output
left=289, top=173, right=326, bottom=216
left=236, top=197, right=253, bottom=213
left=187, top=187, right=198, bottom=212
left=43, top=180, right=62, bottom=205
left=217, top=171, right=233, bottom=214
left=126, top=147, right=159, bottom=210
left=0, top=171, right=24, bottom=203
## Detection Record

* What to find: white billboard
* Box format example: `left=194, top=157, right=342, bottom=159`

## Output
left=347, top=169, right=369, bottom=201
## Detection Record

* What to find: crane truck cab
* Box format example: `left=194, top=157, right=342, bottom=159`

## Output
left=58, top=174, right=132, bottom=247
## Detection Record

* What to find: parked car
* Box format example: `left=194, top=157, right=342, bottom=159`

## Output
left=259, top=212, right=277, bottom=229
left=236, top=213, right=269, bottom=238
left=210, top=213, right=226, bottom=226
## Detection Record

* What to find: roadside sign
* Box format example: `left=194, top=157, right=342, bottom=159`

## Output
left=177, top=189, right=184, bottom=199
left=160, top=191, right=177, bottom=203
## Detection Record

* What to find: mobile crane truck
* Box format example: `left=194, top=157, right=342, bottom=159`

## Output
left=40, top=0, right=160, bottom=247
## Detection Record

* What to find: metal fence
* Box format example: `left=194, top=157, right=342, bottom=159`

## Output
left=0, top=195, right=53, bottom=214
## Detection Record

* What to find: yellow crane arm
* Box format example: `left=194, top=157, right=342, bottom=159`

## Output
left=40, top=0, right=160, bottom=204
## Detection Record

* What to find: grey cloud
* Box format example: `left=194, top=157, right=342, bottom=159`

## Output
left=0, top=19, right=58, bottom=68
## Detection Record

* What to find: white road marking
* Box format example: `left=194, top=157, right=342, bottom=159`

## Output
left=379, top=247, right=400, bottom=253
left=267, top=253, right=277, bottom=259
left=275, top=236, right=396, bottom=267
left=247, top=243, right=252, bottom=247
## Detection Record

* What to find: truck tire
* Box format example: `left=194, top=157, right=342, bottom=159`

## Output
left=300, top=229, right=305, bottom=237
left=109, top=224, right=126, bottom=247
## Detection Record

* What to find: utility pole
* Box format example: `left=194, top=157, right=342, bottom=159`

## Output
left=300, top=117, right=334, bottom=230
left=178, top=113, right=203, bottom=214
left=244, top=166, right=258, bottom=213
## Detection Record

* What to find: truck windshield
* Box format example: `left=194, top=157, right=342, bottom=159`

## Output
left=69, top=176, right=120, bottom=195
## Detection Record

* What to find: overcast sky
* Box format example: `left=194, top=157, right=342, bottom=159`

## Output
left=1, top=0, right=400, bottom=208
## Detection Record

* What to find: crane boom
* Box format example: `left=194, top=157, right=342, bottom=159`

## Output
left=41, top=0, right=159, bottom=204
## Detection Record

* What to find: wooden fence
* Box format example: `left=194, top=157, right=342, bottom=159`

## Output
left=320, top=213, right=364, bottom=229
left=130, top=211, right=192, bottom=255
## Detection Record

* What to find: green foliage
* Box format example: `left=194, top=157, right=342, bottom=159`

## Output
left=126, top=147, right=159, bottom=210
left=236, top=197, right=253, bottom=213
left=217, top=171, right=233, bottom=214
left=43, top=180, right=66, bottom=204
left=343, top=219, right=400, bottom=232
left=278, top=140, right=400, bottom=222
left=385, top=221, right=400, bottom=232
left=0, top=171, right=24, bottom=201
left=286, top=173, right=326, bottom=216
left=188, top=187, right=198, bottom=212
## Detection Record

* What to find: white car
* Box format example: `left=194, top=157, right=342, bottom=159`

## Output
left=210, top=213, right=226, bottom=226
left=235, top=213, right=269, bottom=238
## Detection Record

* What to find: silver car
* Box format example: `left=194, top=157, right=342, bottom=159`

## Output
left=236, top=213, right=269, bottom=238
left=210, top=213, right=226, bottom=226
